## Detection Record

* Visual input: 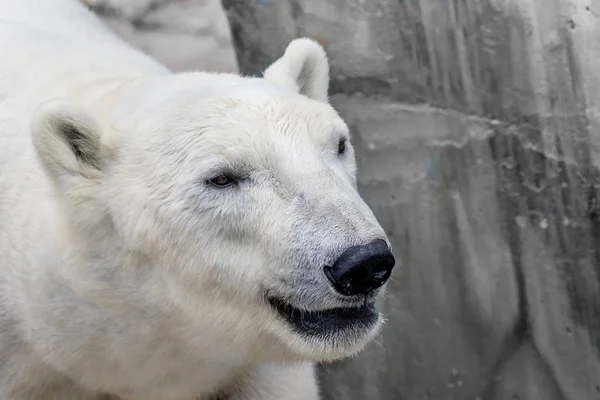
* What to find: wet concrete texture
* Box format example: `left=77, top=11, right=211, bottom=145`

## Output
left=222, top=0, right=600, bottom=399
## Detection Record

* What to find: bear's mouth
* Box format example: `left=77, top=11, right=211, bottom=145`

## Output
left=267, top=296, right=379, bottom=336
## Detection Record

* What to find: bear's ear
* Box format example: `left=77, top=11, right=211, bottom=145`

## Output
left=263, top=38, right=330, bottom=103
left=31, top=100, right=107, bottom=183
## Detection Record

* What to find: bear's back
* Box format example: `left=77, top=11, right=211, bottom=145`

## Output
left=0, top=0, right=168, bottom=289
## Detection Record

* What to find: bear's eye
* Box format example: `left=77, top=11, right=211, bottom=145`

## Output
left=207, top=174, right=236, bottom=188
left=337, top=138, right=347, bottom=156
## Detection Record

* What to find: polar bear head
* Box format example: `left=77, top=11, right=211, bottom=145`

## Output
left=31, top=38, right=395, bottom=362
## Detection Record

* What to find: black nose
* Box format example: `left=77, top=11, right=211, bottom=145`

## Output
left=324, top=239, right=395, bottom=296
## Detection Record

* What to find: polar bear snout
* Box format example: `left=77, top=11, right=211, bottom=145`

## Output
left=324, top=239, right=395, bottom=297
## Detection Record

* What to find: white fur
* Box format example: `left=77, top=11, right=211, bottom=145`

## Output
left=0, top=1, right=389, bottom=399
left=263, top=38, right=330, bottom=102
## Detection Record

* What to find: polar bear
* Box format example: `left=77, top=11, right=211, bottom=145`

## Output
left=0, top=0, right=395, bottom=399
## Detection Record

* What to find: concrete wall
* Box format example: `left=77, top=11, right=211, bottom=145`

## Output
left=86, top=0, right=600, bottom=398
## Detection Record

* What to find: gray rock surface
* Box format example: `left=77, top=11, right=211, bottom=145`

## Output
left=222, top=0, right=600, bottom=399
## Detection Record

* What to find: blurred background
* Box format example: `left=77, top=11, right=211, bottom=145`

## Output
left=84, top=1, right=600, bottom=399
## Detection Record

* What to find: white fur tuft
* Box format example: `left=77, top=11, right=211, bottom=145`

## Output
left=263, top=38, right=330, bottom=103
left=31, top=100, right=104, bottom=181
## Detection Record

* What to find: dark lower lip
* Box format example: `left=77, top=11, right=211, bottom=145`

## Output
left=267, top=296, right=379, bottom=337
